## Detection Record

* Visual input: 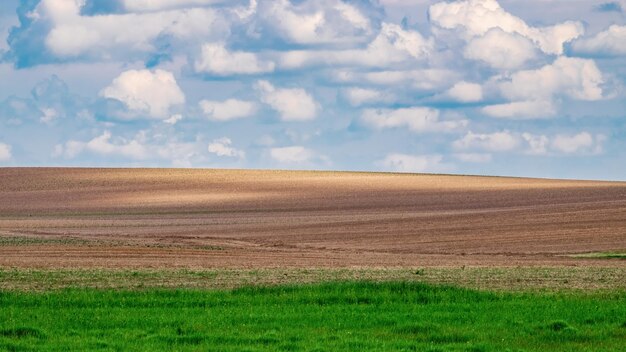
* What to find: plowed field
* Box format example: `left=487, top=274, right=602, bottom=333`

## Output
left=1, top=168, right=625, bottom=269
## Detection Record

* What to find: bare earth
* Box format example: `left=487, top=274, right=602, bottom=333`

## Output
left=0, top=167, right=625, bottom=270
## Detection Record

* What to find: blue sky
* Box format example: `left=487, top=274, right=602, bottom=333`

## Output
left=0, top=0, right=625, bottom=180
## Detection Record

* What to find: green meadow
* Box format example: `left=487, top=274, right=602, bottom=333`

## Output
left=1, top=282, right=625, bottom=351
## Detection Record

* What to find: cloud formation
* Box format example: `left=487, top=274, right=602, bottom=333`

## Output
left=0, top=0, right=623, bottom=179
left=429, top=0, right=584, bottom=55
left=256, top=80, right=318, bottom=121
left=54, top=131, right=149, bottom=159
left=381, top=154, right=453, bottom=173
left=361, top=108, right=468, bottom=133
left=453, top=131, right=519, bottom=152
left=483, top=57, right=604, bottom=119
left=571, top=25, right=626, bottom=57
left=270, top=146, right=317, bottom=163
left=194, top=42, right=275, bottom=75
left=199, top=99, right=257, bottom=121
left=208, top=137, right=245, bottom=158
left=100, top=69, right=185, bottom=119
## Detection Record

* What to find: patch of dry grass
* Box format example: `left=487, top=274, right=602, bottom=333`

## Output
left=1, top=266, right=624, bottom=292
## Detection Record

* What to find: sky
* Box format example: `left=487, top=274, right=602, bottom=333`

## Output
left=0, top=0, right=625, bottom=180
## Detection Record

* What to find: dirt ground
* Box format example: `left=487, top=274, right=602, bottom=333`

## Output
left=0, top=168, right=625, bottom=269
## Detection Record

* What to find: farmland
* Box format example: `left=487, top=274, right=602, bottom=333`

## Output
left=0, top=168, right=625, bottom=351
left=1, top=168, right=625, bottom=270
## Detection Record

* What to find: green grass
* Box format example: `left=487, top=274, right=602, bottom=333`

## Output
left=1, top=282, right=624, bottom=351
left=570, top=252, right=626, bottom=260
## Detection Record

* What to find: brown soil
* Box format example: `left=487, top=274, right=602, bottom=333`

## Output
left=0, top=167, right=624, bottom=269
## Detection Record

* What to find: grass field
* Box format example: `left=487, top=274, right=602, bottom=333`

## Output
left=1, top=282, right=625, bottom=351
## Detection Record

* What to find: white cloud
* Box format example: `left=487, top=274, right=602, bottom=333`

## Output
left=453, top=131, right=519, bottom=152
left=101, top=69, right=185, bottom=119
left=55, top=131, right=149, bottom=159
left=37, top=0, right=229, bottom=59
left=194, top=43, right=275, bottom=76
left=380, top=154, right=453, bottom=173
left=333, top=69, right=458, bottom=90
left=552, top=132, right=602, bottom=154
left=454, top=153, right=492, bottom=163
left=279, top=23, right=432, bottom=69
left=164, top=114, right=182, bottom=125
left=484, top=57, right=605, bottom=119
left=522, top=133, right=550, bottom=155
left=482, top=100, right=555, bottom=119
left=497, top=57, right=604, bottom=101
left=0, top=143, right=12, bottom=161
left=208, top=137, right=245, bottom=158
left=270, top=146, right=316, bottom=163
left=255, top=80, right=318, bottom=121
left=260, top=0, right=373, bottom=45
left=40, top=107, right=59, bottom=124
left=54, top=130, right=204, bottom=165
left=522, top=132, right=605, bottom=155
left=446, top=81, right=483, bottom=102
left=429, top=0, right=584, bottom=55
left=344, top=88, right=394, bottom=106
left=361, top=107, right=468, bottom=133
left=199, top=99, right=257, bottom=121
left=571, top=25, right=626, bottom=57
left=464, top=29, right=537, bottom=69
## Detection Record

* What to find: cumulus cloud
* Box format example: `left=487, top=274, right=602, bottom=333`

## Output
left=429, top=0, right=584, bottom=55
left=333, top=69, right=458, bottom=91
left=522, top=132, right=605, bottom=155
left=255, top=80, right=318, bottom=121
left=482, top=100, right=555, bottom=119
left=164, top=114, right=183, bottom=125
left=464, top=29, right=537, bottom=69
left=499, top=57, right=604, bottom=101
left=31, top=0, right=229, bottom=61
left=55, top=131, right=149, bottom=159
left=258, top=0, right=376, bottom=45
left=380, top=154, right=453, bottom=173
left=278, top=23, right=432, bottom=69
left=270, top=146, right=317, bottom=163
left=0, top=74, right=86, bottom=126
left=54, top=130, right=204, bottom=165
left=361, top=108, right=468, bottom=133
left=39, top=107, right=59, bottom=124
left=199, top=99, right=257, bottom=121
left=344, top=88, right=394, bottom=106
left=194, top=43, right=275, bottom=76
left=483, top=57, right=604, bottom=119
left=522, top=133, right=550, bottom=155
left=552, top=132, right=604, bottom=154
left=100, top=69, right=185, bottom=119
left=0, top=143, right=12, bottom=161
left=453, top=131, right=519, bottom=152
left=208, top=137, right=245, bottom=158
left=570, top=25, right=626, bottom=57
left=446, top=81, right=483, bottom=102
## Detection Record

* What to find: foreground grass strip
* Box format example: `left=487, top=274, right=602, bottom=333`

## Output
left=0, top=282, right=625, bottom=351
left=569, top=252, right=626, bottom=260
left=1, top=267, right=625, bottom=291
